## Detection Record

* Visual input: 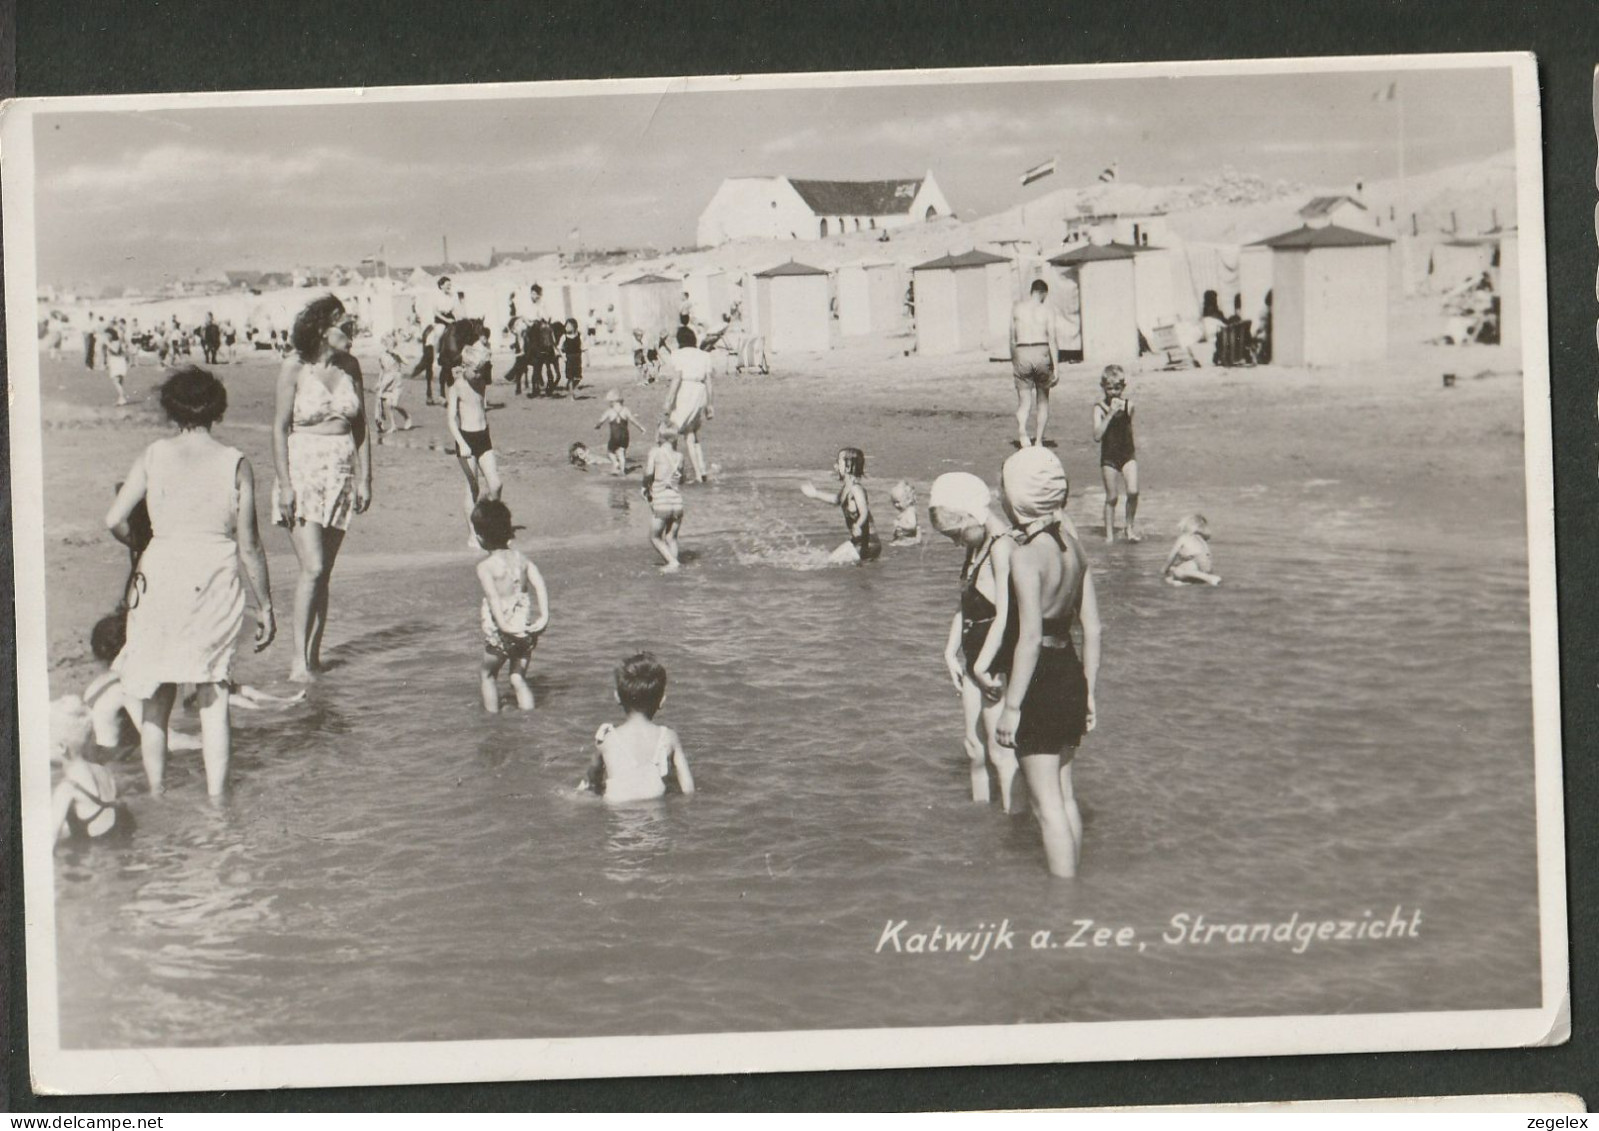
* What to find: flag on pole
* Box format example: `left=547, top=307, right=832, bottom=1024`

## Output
left=1372, top=82, right=1397, bottom=102
left=1020, top=157, right=1057, bottom=187
left=1098, top=162, right=1119, bottom=183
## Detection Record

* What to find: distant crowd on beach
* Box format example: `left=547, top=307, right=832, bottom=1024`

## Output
left=46, top=276, right=1225, bottom=880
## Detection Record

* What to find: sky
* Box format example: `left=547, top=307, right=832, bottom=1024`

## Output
left=29, top=65, right=1517, bottom=290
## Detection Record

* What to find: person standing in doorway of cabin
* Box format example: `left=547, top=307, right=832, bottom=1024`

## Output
left=1009, top=279, right=1061, bottom=449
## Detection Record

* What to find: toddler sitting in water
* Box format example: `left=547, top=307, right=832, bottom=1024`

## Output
left=473, top=500, right=550, bottom=712
left=1163, top=514, right=1222, bottom=586
left=50, top=695, right=126, bottom=842
left=889, top=480, right=921, bottom=546
left=581, top=652, right=695, bottom=803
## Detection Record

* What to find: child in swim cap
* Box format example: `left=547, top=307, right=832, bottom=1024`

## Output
left=799, top=447, right=881, bottom=564
left=595, top=389, right=647, bottom=477
left=889, top=481, right=921, bottom=546
left=1163, top=513, right=1221, bottom=586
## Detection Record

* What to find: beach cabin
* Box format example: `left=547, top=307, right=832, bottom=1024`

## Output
left=910, top=250, right=1012, bottom=356
left=1252, top=224, right=1393, bottom=367
left=619, top=273, right=681, bottom=342
left=836, top=261, right=906, bottom=337
left=754, top=261, right=832, bottom=353
left=1048, top=243, right=1140, bottom=364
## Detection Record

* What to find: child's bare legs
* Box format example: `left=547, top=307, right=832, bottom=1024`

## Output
left=610, top=448, right=626, bottom=476
left=1122, top=459, right=1141, bottom=541
left=110, top=374, right=127, bottom=405
left=1059, top=759, right=1083, bottom=862
left=1167, top=560, right=1222, bottom=586
left=1020, top=752, right=1078, bottom=877
left=1100, top=464, right=1122, bottom=542
left=478, top=451, right=503, bottom=502
left=457, top=454, right=483, bottom=545
left=393, top=406, right=412, bottom=431
left=959, top=676, right=991, bottom=803
left=195, top=681, right=231, bottom=798
left=137, top=684, right=177, bottom=795
left=480, top=650, right=505, bottom=712
left=985, top=694, right=1019, bottom=812
left=507, top=654, right=535, bottom=710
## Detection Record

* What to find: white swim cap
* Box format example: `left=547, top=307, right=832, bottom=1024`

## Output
left=928, top=472, right=993, bottom=534
left=1000, top=447, right=1069, bottom=525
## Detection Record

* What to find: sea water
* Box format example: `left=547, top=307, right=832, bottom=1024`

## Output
left=53, top=470, right=1540, bottom=1046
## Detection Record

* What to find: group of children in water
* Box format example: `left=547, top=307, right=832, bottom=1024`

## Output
left=52, top=347, right=1221, bottom=840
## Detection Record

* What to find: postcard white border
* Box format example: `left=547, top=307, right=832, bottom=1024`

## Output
left=4, top=50, right=1565, bottom=1096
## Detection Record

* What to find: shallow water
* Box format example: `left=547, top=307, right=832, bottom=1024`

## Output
left=54, top=469, right=1541, bottom=1046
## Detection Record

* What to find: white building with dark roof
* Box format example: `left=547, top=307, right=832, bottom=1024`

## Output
left=696, top=172, right=950, bottom=246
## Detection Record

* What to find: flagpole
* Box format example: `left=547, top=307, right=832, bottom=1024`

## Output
left=1396, top=85, right=1409, bottom=295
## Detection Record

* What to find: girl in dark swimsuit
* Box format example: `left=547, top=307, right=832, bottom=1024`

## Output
left=800, top=448, right=881, bottom=564
left=993, top=448, right=1102, bottom=878
left=1092, top=365, right=1141, bottom=542
left=931, top=472, right=1021, bottom=810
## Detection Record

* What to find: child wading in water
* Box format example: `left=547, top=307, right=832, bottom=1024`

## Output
left=581, top=652, right=694, bottom=803
left=472, top=500, right=549, bottom=712
left=642, top=424, right=686, bottom=572
left=889, top=480, right=921, bottom=546
left=595, top=389, right=647, bottom=476
left=50, top=696, right=127, bottom=842
left=800, top=447, right=882, bottom=564
left=1163, top=513, right=1221, bottom=585
left=1091, top=365, right=1141, bottom=542
left=373, top=331, right=413, bottom=442
left=448, top=329, right=501, bottom=547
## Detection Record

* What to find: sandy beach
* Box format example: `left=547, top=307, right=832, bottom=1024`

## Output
left=38, top=300, right=1525, bottom=696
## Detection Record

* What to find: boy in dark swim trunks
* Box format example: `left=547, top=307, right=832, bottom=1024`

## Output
left=595, top=389, right=647, bottom=476
left=447, top=329, right=502, bottom=548
left=1091, top=365, right=1141, bottom=542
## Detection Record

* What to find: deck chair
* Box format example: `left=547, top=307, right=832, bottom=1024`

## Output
left=1150, top=323, right=1199, bottom=369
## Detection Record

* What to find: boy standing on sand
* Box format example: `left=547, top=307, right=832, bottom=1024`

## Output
left=1092, top=365, right=1141, bottom=542
left=1010, top=279, right=1060, bottom=449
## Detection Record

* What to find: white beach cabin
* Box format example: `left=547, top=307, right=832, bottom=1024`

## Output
left=1252, top=224, right=1393, bottom=367
left=911, top=250, right=1012, bottom=356
left=836, top=260, right=907, bottom=337
left=754, top=261, right=833, bottom=353
left=1048, top=243, right=1140, bottom=364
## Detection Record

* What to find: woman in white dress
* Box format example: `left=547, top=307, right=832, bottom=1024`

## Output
left=106, top=366, right=276, bottom=797
left=272, top=295, right=373, bottom=682
left=660, top=326, right=715, bottom=484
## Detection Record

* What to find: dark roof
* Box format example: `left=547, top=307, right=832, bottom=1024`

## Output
left=788, top=178, right=923, bottom=217
left=622, top=273, right=679, bottom=286
left=1251, top=224, right=1394, bottom=250
left=1049, top=242, right=1139, bottom=265
left=487, top=249, right=554, bottom=269
left=755, top=260, right=829, bottom=278
left=912, top=249, right=1011, bottom=271
left=1299, top=195, right=1368, bottom=218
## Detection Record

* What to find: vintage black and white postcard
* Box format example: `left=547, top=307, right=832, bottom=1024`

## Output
left=3, top=52, right=1563, bottom=1094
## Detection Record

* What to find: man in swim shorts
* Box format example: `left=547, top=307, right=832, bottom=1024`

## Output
left=1010, top=279, right=1060, bottom=449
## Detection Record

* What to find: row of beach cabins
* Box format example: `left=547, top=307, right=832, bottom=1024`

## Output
left=66, top=216, right=1520, bottom=373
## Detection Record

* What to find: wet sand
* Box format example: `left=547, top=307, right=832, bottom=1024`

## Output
left=34, top=301, right=1526, bottom=695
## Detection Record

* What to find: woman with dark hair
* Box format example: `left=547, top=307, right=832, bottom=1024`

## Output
left=105, top=365, right=276, bottom=797
left=273, top=294, right=372, bottom=682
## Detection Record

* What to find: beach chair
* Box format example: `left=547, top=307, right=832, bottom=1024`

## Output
left=1150, top=323, right=1198, bottom=370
